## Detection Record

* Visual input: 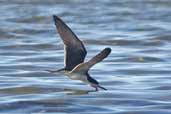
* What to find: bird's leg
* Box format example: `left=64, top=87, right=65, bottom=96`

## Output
left=95, top=87, right=99, bottom=91
left=91, top=84, right=107, bottom=91
left=93, top=86, right=99, bottom=91
left=91, top=84, right=99, bottom=91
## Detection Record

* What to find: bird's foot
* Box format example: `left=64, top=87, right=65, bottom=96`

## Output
left=91, top=84, right=99, bottom=91
left=91, top=84, right=107, bottom=91
left=95, top=87, right=99, bottom=91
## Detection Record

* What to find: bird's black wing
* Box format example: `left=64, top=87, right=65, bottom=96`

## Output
left=53, top=15, right=87, bottom=71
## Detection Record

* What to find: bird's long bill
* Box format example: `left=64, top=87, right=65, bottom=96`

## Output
left=97, top=85, right=107, bottom=90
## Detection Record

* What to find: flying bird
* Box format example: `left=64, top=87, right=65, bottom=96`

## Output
left=47, top=15, right=111, bottom=91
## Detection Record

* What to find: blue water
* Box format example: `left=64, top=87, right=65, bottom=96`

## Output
left=0, top=0, right=171, bottom=114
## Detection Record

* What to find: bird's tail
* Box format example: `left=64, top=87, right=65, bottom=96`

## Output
left=45, top=68, right=65, bottom=73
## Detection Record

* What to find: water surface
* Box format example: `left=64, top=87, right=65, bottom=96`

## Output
left=0, top=0, right=171, bottom=114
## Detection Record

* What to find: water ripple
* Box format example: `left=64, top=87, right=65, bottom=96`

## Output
left=0, top=0, right=171, bottom=113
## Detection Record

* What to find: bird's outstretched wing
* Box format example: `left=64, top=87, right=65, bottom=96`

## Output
left=71, top=48, right=111, bottom=73
left=53, top=15, right=87, bottom=71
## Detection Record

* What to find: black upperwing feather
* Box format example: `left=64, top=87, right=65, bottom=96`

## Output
left=53, top=15, right=87, bottom=71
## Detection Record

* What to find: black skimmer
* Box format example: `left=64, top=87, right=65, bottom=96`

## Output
left=47, top=15, right=111, bottom=91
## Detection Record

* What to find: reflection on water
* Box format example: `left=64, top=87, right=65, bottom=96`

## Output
left=0, top=0, right=171, bottom=113
left=64, top=88, right=95, bottom=95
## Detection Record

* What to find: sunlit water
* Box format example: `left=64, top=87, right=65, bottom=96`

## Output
left=0, top=0, right=171, bottom=114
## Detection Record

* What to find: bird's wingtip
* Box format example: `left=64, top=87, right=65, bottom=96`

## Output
left=104, top=47, right=112, bottom=55
left=52, top=15, right=62, bottom=23
left=52, top=14, right=58, bottom=18
left=105, top=47, right=112, bottom=52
